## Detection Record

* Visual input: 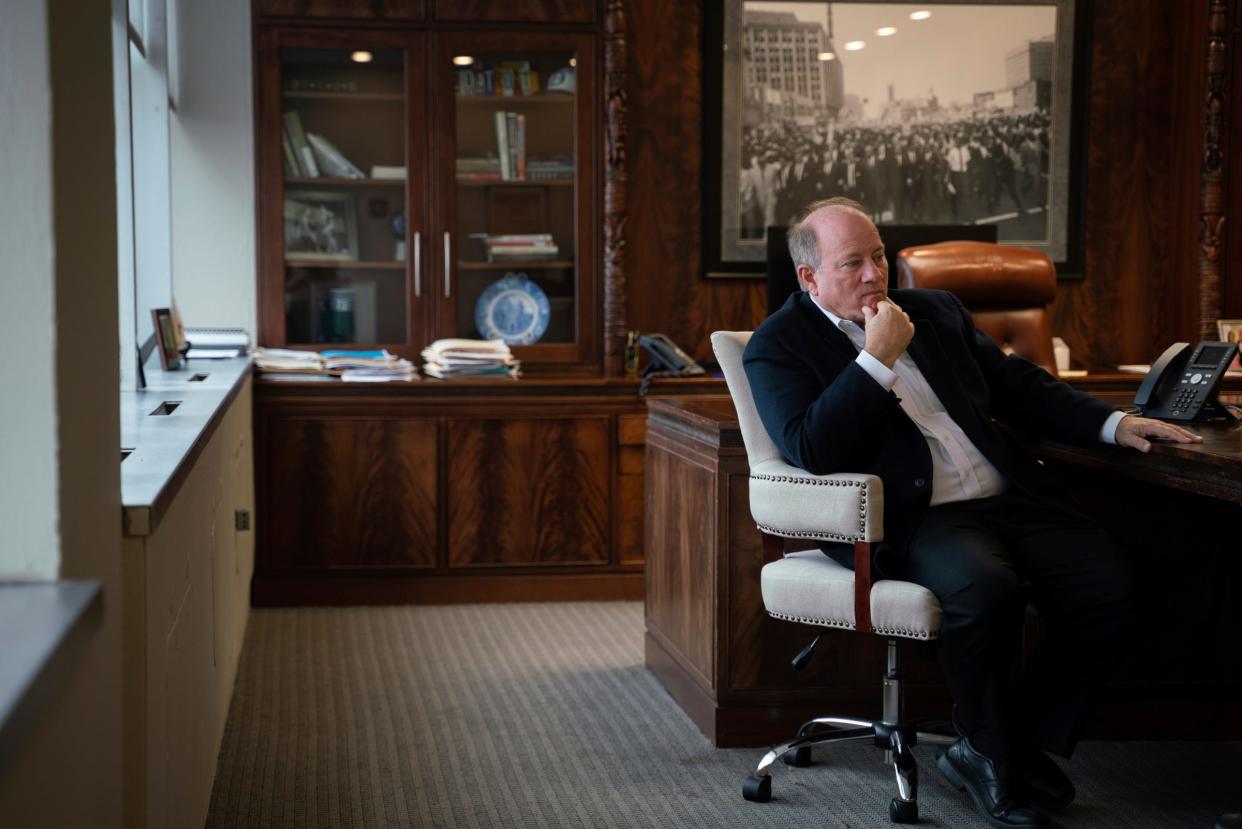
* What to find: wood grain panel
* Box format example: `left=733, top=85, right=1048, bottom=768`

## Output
left=257, top=0, right=425, bottom=19
left=644, top=439, right=716, bottom=684
left=264, top=418, right=437, bottom=570
left=1046, top=0, right=1204, bottom=366
left=624, top=0, right=767, bottom=365
left=617, top=473, right=644, bottom=565
left=431, top=0, right=595, bottom=23
left=446, top=417, right=610, bottom=567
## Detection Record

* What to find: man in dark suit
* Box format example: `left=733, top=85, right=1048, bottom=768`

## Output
left=743, top=198, right=1200, bottom=828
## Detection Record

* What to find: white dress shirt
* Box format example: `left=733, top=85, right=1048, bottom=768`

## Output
left=815, top=304, right=1124, bottom=507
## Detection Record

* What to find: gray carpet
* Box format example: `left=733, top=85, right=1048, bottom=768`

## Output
left=207, top=602, right=1240, bottom=828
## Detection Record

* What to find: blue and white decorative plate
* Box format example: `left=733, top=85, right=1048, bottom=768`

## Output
left=474, top=273, right=550, bottom=345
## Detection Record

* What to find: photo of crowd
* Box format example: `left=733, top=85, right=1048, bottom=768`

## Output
left=738, top=110, right=1050, bottom=237
left=714, top=1, right=1074, bottom=271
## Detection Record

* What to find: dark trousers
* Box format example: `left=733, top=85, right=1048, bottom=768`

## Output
left=893, top=490, right=1138, bottom=760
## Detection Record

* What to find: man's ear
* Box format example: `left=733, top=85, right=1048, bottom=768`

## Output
left=795, top=264, right=816, bottom=293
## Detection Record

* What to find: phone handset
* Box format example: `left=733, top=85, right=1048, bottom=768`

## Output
left=1133, top=342, right=1189, bottom=412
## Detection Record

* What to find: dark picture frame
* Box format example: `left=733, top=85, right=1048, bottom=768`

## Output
left=151, top=307, right=182, bottom=371
left=703, top=0, right=1090, bottom=279
left=283, top=190, right=360, bottom=261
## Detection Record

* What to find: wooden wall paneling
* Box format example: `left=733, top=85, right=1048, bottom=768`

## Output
left=1225, top=4, right=1242, bottom=320
left=430, top=0, right=596, bottom=24
left=1048, top=0, right=1205, bottom=366
left=1201, top=0, right=1230, bottom=338
left=604, top=0, right=628, bottom=375
left=624, top=0, right=767, bottom=364
left=264, top=417, right=438, bottom=571
left=258, top=0, right=425, bottom=20
left=445, top=417, right=611, bottom=567
left=616, top=414, right=646, bottom=566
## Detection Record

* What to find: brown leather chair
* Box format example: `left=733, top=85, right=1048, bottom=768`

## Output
left=896, top=241, right=1059, bottom=375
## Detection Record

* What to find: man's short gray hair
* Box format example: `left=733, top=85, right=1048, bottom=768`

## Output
left=786, top=197, right=870, bottom=287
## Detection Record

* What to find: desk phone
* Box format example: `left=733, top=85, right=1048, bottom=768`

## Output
left=1135, top=341, right=1239, bottom=421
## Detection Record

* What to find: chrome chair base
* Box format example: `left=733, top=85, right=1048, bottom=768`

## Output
left=742, top=639, right=954, bottom=824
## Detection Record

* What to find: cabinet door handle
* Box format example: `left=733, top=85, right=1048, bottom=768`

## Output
left=443, top=232, right=452, bottom=298
left=413, top=231, right=421, bottom=298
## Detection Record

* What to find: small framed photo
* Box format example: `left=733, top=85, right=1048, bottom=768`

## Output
left=1216, top=318, right=1242, bottom=345
left=151, top=307, right=183, bottom=371
left=284, top=191, right=359, bottom=261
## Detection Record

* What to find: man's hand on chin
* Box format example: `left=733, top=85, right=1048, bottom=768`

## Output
left=1114, top=415, right=1203, bottom=453
left=862, top=299, right=915, bottom=368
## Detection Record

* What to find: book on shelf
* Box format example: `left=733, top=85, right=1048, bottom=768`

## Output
left=281, top=130, right=301, bottom=177
left=515, top=114, right=527, bottom=179
left=370, top=165, right=406, bottom=180
left=494, top=111, right=511, bottom=180
left=283, top=111, right=319, bottom=177
left=307, top=133, right=365, bottom=179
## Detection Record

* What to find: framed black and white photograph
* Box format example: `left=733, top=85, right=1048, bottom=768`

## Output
left=703, top=0, right=1087, bottom=278
left=284, top=190, right=359, bottom=261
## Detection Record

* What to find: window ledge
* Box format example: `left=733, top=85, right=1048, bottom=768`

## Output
left=121, top=355, right=252, bottom=536
left=0, top=581, right=103, bottom=773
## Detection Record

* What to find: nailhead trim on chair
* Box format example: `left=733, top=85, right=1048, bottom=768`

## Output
left=751, top=475, right=870, bottom=541
left=766, top=610, right=938, bottom=641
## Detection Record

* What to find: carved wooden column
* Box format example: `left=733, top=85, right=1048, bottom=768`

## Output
left=603, top=0, right=628, bottom=376
left=1201, top=0, right=1228, bottom=339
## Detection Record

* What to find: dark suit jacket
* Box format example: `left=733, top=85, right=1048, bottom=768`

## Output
left=743, top=289, right=1117, bottom=566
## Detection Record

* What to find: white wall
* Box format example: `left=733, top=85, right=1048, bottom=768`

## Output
left=0, top=1, right=125, bottom=827
left=170, top=0, right=256, bottom=335
left=0, top=0, right=60, bottom=580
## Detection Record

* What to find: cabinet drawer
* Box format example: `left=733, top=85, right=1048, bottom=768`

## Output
left=445, top=417, right=609, bottom=567
left=264, top=417, right=438, bottom=571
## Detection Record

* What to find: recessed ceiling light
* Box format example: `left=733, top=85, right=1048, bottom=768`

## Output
left=844, top=40, right=866, bottom=51
left=569, top=57, right=577, bottom=67
left=910, top=10, right=932, bottom=20
left=350, top=51, right=373, bottom=63
left=452, top=55, right=474, bottom=66
left=876, top=26, right=897, bottom=37
left=817, top=51, right=836, bottom=61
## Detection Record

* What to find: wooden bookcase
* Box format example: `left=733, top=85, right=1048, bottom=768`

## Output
left=255, top=8, right=604, bottom=370
left=251, top=2, right=699, bottom=605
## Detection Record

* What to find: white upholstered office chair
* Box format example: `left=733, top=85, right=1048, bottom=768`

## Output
left=711, top=331, right=954, bottom=823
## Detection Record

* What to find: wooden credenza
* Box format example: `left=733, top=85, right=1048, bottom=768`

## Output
left=253, top=375, right=722, bottom=606
left=644, top=392, right=1242, bottom=748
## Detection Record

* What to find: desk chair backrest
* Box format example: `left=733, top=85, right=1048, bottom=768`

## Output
left=897, top=240, right=1058, bottom=374
left=710, top=331, right=785, bottom=471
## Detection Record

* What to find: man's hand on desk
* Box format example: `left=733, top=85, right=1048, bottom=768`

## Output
left=1115, top=415, right=1203, bottom=453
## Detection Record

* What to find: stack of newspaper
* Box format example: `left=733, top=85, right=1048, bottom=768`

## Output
left=253, top=348, right=417, bottom=381
left=322, top=349, right=417, bottom=382
left=421, top=339, right=519, bottom=379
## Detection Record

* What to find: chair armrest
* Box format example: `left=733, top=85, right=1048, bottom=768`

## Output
left=748, top=459, right=884, bottom=544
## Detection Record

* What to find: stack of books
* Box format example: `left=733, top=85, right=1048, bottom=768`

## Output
left=253, top=348, right=417, bottom=382
left=481, top=233, right=559, bottom=263
left=421, top=339, right=519, bottom=379
left=282, top=111, right=364, bottom=179
left=456, top=156, right=503, bottom=182
left=528, top=157, right=574, bottom=181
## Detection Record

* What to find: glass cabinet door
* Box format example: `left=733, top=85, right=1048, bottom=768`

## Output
left=438, top=33, right=596, bottom=367
left=275, top=36, right=423, bottom=352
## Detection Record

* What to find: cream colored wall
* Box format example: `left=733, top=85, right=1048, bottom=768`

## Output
left=170, top=0, right=256, bottom=334
left=124, top=378, right=255, bottom=829
left=0, top=1, right=125, bottom=827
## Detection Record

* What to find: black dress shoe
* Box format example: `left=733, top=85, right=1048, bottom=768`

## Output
left=937, top=738, right=1049, bottom=828
left=1022, top=747, right=1075, bottom=811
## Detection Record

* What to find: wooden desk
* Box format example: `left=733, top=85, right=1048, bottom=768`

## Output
left=644, top=393, right=1242, bottom=747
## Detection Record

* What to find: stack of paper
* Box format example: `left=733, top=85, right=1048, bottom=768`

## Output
left=254, top=347, right=324, bottom=373
left=421, top=339, right=519, bottom=379
left=322, top=349, right=417, bottom=381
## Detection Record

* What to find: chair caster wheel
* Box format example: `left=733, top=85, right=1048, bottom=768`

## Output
left=889, top=797, right=918, bottom=823
left=742, top=775, right=772, bottom=802
left=782, top=747, right=813, bottom=767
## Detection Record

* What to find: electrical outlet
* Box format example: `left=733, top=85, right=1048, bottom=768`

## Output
left=235, top=509, right=251, bottom=531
